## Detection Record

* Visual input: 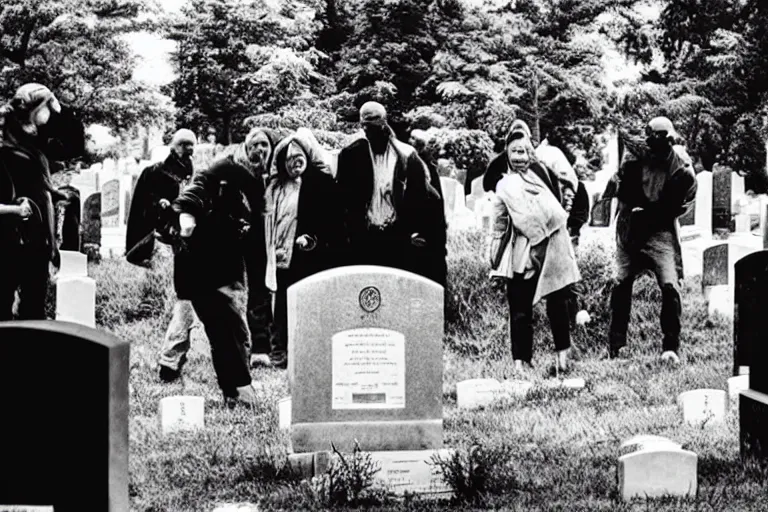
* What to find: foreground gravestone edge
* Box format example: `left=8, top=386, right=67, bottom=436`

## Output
left=740, top=388, right=768, bottom=461
left=287, top=266, right=444, bottom=453
left=0, top=320, right=129, bottom=512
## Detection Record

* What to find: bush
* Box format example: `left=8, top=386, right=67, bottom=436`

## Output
left=416, top=127, right=494, bottom=187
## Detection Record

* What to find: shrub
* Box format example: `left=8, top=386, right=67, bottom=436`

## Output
left=416, top=127, right=494, bottom=186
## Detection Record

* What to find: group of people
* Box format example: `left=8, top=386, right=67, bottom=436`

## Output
left=0, top=82, right=698, bottom=410
left=125, top=102, right=447, bottom=408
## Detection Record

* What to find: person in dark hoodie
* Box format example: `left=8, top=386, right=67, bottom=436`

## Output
left=125, top=128, right=200, bottom=382
left=335, top=102, right=445, bottom=285
left=172, top=126, right=277, bottom=408
left=606, top=117, right=696, bottom=365
left=0, top=83, right=85, bottom=321
left=263, top=128, right=346, bottom=368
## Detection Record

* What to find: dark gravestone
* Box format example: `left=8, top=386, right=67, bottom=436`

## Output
left=733, top=250, right=768, bottom=383
left=712, top=167, right=732, bottom=233
left=735, top=250, right=768, bottom=462
left=82, top=193, right=102, bottom=262
left=702, top=244, right=728, bottom=290
left=0, top=321, right=129, bottom=511
left=55, top=185, right=81, bottom=251
left=590, top=194, right=611, bottom=227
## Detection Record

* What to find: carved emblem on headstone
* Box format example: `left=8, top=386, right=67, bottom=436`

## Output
left=359, top=286, right=381, bottom=313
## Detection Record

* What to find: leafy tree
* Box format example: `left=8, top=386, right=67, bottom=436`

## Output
left=0, top=0, right=173, bottom=133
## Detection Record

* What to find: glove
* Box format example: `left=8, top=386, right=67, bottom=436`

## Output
left=179, top=213, right=196, bottom=237
left=296, top=234, right=317, bottom=251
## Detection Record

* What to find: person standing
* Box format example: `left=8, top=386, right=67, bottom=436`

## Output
left=126, top=128, right=201, bottom=382
left=607, top=117, right=696, bottom=364
left=263, top=128, right=345, bottom=368
left=0, top=83, right=84, bottom=320
left=335, top=102, right=445, bottom=285
left=485, top=122, right=581, bottom=374
left=172, top=127, right=274, bottom=408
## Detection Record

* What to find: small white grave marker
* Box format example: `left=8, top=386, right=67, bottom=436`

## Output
left=55, top=276, right=96, bottom=328
left=369, top=449, right=454, bottom=496
left=727, top=375, right=750, bottom=406
left=619, top=434, right=682, bottom=457
left=618, top=445, right=697, bottom=500
left=456, top=379, right=503, bottom=410
left=500, top=379, right=534, bottom=398
left=278, top=396, right=291, bottom=430
left=678, top=389, right=727, bottom=426
left=58, top=250, right=88, bottom=278
left=735, top=214, right=751, bottom=233
left=159, top=396, right=205, bottom=435
left=707, top=285, right=732, bottom=318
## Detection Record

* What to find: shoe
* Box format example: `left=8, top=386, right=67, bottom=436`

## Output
left=661, top=351, right=681, bottom=366
left=270, top=354, right=288, bottom=370
left=575, top=310, right=591, bottom=326
left=250, top=353, right=273, bottom=368
left=158, top=354, right=187, bottom=383
left=225, top=382, right=262, bottom=410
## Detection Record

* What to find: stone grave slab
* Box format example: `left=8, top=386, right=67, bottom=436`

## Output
left=678, top=389, right=727, bottom=426
left=279, top=396, right=291, bottom=430
left=369, top=449, right=453, bottom=496
left=734, top=250, right=768, bottom=382
left=702, top=243, right=728, bottom=291
left=456, top=378, right=503, bottom=410
left=58, top=250, right=88, bottom=278
left=56, top=276, right=96, bottom=328
left=728, top=375, right=749, bottom=407
left=0, top=507, right=54, bottom=511
left=0, top=321, right=129, bottom=511
left=159, top=396, right=205, bottom=435
left=500, top=379, right=534, bottom=398
left=211, top=503, right=259, bottom=512
left=735, top=214, right=751, bottom=233
left=288, top=266, right=443, bottom=453
left=707, top=285, right=731, bottom=318
left=712, top=166, right=732, bottom=233
left=618, top=446, right=697, bottom=500
left=466, top=176, right=485, bottom=211
left=694, top=170, right=713, bottom=239
left=740, top=388, right=768, bottom=462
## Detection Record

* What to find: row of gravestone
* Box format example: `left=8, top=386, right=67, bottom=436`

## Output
left=3, top=262, right=768, bottom=509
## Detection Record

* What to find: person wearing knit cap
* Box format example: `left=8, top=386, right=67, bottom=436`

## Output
left=335, top=102, right=446, bottom=285
left=0, top=83, right=84, bottom=321
left=126, top=127, right=201, bottom=382
left=607, top=116, right=696, bottom=365
left=171, top=126, right=279, bottom=408
left=263, top=128, right=346, bottom=368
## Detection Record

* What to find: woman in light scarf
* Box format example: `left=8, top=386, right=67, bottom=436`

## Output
left=485, top=121, right=581, bottom=375
left=263, top=128, right=345, bottom=368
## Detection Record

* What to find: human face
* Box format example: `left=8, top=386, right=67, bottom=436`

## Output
left=285, top=141, right=307, bottom=179
left=246, top=132, right=272, bottom=170
left=361, top=118, right=389, bottom=151
left=506, top=138, right=530, bottom=172
left=646, top=128, right=672, bottom=156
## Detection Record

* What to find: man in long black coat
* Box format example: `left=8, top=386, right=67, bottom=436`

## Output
left=125, top=128, right=199, bottom=382
left=335, top=102, right=446, bottom=285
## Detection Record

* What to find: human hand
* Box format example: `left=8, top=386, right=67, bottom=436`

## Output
left=18, top=198, right=33, bottom=219
left=410, top=233, right=427, bottom=247
left=158, top=198, right=171, bottom=209
left=179, top=213, right=196, bottom=237
left=296, top=234, right=317, bottom=251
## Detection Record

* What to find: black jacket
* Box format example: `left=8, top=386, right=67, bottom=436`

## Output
left=172, top=155, right=267, bottom=299
left=125, top=152, right=193, bottom=265
left=567, top=181, right=589, bottom=237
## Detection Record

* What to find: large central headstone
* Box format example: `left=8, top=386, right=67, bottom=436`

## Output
left=0, top=321, right=129, bottom=511
left=288, top=266, right=443, bottom=453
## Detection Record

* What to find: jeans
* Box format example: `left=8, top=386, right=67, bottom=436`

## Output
left=158, top=299, right=198, bottom=371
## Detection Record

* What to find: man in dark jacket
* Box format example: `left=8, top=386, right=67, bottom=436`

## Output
left=0, top=83, right=85, bottom=320
left=173, top=127, right=276, bottom=408
left=336, top=102, right=445, bottom=285
left=607, top=117, right=696, bottom=364
left=125, top=128, right=199, bottom=382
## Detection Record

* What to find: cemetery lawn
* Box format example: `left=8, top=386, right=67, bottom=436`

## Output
left=93, top=232, right=768, bottom=511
